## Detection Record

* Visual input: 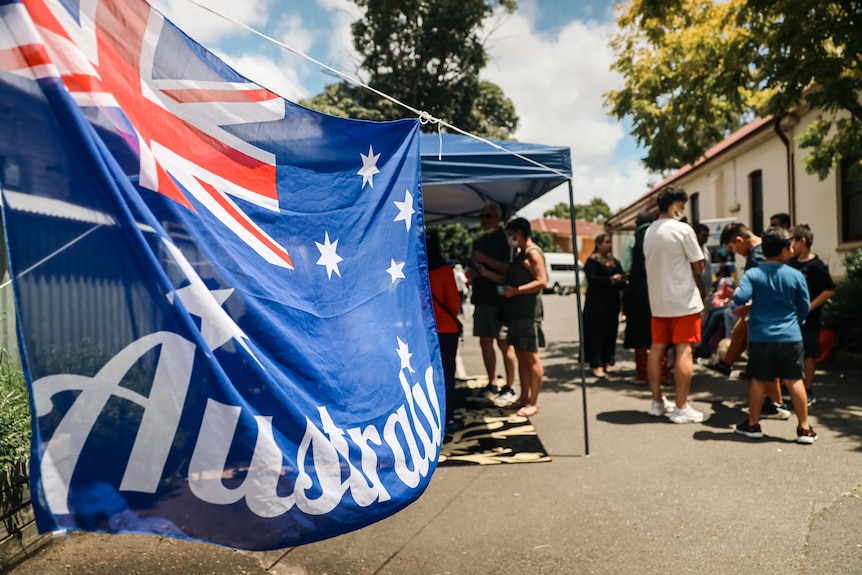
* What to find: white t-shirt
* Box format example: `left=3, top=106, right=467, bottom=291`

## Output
left=643, top=218, right=705, bottom=317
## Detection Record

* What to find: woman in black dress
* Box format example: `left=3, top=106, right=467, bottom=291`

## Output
left=583, top=233, right=625, bottom=378
left=622, top=212, right=654, bottom=383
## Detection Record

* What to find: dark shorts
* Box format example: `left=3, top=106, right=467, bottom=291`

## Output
left=802, top=330, right=820, bottom=359
left=748, top=341, right=804, bottom=381
left=506, top=319, right=545, bottom=353
left=472, top=304, right=507, bottom=339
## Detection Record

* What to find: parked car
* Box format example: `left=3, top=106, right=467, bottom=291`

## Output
left=543, top=252, right=584, bottom=295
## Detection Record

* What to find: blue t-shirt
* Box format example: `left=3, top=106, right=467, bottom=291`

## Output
left=733, top=262, right=810, bottom=342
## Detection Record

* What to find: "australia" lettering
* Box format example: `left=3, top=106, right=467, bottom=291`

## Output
left=32, top=331, right=441, bottom=518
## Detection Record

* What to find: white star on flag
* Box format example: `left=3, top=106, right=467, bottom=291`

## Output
left=162, top=239, right=260, bottom=365
left=316, top=232, right=343, bottom=279
left=357, top=145, right=381, bottom=189
left=386, top=259, right=406, bottom=284
left=393, top=189, right=415, bottom=231
left=395, top=337, right=415, bottom=373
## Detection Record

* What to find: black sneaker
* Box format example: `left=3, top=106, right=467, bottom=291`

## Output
left=807, top=390, right=817, bottom=406
left=797, top=426, right=818, bottom=444
left=693, top=346, right=712, bottom=359
left=697, top=358, right=731, bottom=376
left=481, top=383, right=503, bottom=401
left=493, top=386, right=517, bottom=406
left=761, top=401, right=791, bottom=420
left=734, top=420, right=764, bottom=439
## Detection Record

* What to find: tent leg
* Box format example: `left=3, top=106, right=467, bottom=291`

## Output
left=567, top=180, right=589, bottom=456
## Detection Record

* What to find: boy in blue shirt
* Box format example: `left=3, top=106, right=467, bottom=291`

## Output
left=732, top=228, right=817, bottom=444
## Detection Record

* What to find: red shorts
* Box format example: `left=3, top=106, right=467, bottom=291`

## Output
left=651, top=314, right=702, bottom=345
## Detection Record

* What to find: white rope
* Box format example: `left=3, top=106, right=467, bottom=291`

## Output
left=184, top=0, right=572, bottom=181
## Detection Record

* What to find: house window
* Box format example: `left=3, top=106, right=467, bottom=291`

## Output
left=841, top=158, right=862, bottom=242
left=749, top=170, right=763, bottom=235
left=690, top=192, right=700, bottom=226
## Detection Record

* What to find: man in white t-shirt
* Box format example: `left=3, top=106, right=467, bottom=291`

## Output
left=643, top=186, right=708, bottom=423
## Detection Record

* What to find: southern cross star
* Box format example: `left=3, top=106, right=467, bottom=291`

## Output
left=357, top=145, right=381, bottom=189
left=316, top=232, right=343, bottom=279
left=395, top=337, right=414, bottom=373
left=393, top=189, right=415, bottom=231
left=386, top=259, right=406, bottom=284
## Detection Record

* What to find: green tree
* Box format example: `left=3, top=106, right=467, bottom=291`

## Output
left=302, top=0, right=520, bottom=139
left=532, top=231, right=560, bottom=253
left=543, top=202, right=570, bottom=219
left=606, top=0, right=862, bottom=179
left=575, top=197, right=612, bottom=224
left=429, top=223, right=482, bottom=266
left=543, top=199, right=611, bottom=223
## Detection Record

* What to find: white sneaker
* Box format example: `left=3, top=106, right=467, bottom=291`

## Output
left=493, top=386, right=517, bottom=407
left=648, top=396, right=674, bottom=417
left=669, top=405, right=706, bottom=424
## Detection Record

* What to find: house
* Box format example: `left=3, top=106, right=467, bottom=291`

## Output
left=530, top=217, right=605, bottom=264
left=607, top=109, right=861, bottom=279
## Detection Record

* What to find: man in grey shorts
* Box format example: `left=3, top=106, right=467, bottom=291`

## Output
left=465, top=202, right=517, bottom=405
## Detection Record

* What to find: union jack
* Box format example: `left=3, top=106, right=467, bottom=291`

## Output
left=0, top=0, right=294, bottom=268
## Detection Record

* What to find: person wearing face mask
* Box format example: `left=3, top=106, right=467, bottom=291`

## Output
left=475, top=218, right=547, bottom=416
left=464, top=202, right=517, bottom=406
left=582, top=233, right=625, bottom=378
left=642, top=185, right=709, bottom=423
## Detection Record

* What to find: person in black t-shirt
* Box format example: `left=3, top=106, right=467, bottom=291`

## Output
left=464, top=202, right=517, bottom=405
left=787, top=225, right=836, bottom=406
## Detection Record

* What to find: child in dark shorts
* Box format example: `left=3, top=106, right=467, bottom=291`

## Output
left=731, top=228, right=817, bottom=444
left=787, top=225, right=836, bottom=406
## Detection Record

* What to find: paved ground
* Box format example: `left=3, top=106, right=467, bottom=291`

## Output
left=5, top=294, right=862, bottom=575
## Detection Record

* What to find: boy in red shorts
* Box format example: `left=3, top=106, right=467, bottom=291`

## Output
left=642, top=186, right=708, bottom=423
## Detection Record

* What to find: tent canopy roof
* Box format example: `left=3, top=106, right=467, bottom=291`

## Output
left=419, top=133, right=572, bottom=225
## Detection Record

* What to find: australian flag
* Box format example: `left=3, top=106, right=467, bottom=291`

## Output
left=0, top=0, right=443, bottom=550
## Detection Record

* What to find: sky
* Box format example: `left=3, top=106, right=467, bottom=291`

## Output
left=147, top=0, right=654, bottom=220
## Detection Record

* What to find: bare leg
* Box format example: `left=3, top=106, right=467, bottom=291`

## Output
left=723, top=318, right=748, bottom=366
left=499, top=339, right=517, bottom=389
left=785, top=378, right=810, bottom=430
left=766, top=379, right=782, bottom=404
left=803, top=357, right=816, bottom=393
left=479, top=336, right=498, bottom=383
left=648, top=342, right=669, bottom=403
left=515, top=349, right=543, bottom=416
left=748, top=378, right=767, bottom=426
left=673, top=343, right=694, bottom=409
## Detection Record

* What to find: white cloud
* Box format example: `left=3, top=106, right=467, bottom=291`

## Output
left=481, top=6, right=652, bottom=214
left=517, top=156, right=653, bottom=221
left=316, top=0, right=363, bottom=77
left=150, top=0, right=273, bottom=45
left=220, top=53, right=308, bottom=101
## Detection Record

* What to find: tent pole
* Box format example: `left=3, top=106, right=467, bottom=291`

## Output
left=566, top=179, right=589, bottom=456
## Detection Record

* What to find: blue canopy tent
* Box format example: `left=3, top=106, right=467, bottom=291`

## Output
left=419, top=133, right=572, bottom=225
left=418, top=132, right=590, bottom=455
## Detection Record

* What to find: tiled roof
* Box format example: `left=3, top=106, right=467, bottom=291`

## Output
left=530, top=217, right=604, bottom=237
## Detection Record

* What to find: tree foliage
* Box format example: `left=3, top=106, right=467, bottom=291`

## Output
left=543, top=202, right=570, bottom=219
left=429, top=223, right=482, bottom=267
left=823, top=247, right=862, bottom=352
left=428, top=223, right=559, bottom=267
left=606, top=0, right=862, bottom=179
left=543, top=199, right=612, bottom=224
left=302, top=0, right=519, bottom=139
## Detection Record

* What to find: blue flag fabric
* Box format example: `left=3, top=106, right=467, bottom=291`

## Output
left=0, top=0, right=443, bottom=550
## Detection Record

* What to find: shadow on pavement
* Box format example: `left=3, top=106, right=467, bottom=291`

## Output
left=539, top=337, right=862, bottom=451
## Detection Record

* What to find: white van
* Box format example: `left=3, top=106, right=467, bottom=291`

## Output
left=543, top=252, right=584, bottom=294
